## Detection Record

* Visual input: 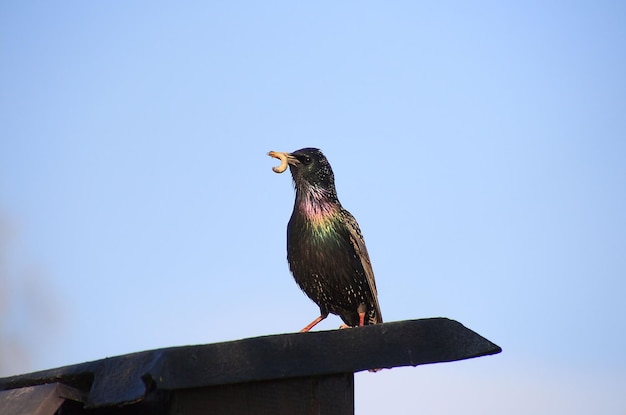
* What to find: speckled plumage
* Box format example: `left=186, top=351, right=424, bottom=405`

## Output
left=280, top=148, right=382, bottom=330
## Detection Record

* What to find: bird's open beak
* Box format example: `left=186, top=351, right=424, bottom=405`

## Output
left=268, top=151, right=299, bottom=173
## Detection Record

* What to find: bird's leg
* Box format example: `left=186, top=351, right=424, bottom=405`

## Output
left=300, top=314, right=328, bottom=332
left=357, top=303, right=367, bottom=327
left=339, top=305, right=367, bottom=329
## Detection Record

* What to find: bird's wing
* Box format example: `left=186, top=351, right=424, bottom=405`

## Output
left=344, top=211, right=383, bottom=324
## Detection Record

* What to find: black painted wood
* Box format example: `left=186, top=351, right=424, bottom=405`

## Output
left=172, top=374, right=354, bottom=415
left=0, top=318, right=501, bottom=413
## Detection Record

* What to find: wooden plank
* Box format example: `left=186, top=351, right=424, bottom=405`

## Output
left=156, top=318, right=501, bottom=391
left=0, top=383, right=76, bottom=415
left=171, top=374, right=354, bottom=415
left=0, top=318, right=502, bottom=409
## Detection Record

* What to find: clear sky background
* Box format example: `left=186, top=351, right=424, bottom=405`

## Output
left=1, top=2, right=625, bottom=414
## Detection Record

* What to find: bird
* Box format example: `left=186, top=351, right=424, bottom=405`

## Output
left=268, top=148, right=382, bottom=332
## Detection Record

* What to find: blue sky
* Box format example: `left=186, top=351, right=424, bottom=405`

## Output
left=1, top=2, right=625, bottom=413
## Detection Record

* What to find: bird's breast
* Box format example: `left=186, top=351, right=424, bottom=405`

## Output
left=289, top=209, right=343, bottom=249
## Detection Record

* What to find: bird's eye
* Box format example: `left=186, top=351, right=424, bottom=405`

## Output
left=303, top=156, right=312, bottom=164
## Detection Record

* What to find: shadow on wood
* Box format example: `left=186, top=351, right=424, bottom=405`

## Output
left=0, top=318, right=501, bottom=415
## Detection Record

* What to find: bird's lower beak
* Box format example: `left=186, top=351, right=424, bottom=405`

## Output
left=268, top=151, right=299, bottom=173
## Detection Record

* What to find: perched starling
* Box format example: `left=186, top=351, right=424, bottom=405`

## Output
left=268, top=148, right=382, bottom=332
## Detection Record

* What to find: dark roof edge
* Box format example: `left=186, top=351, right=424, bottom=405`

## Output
left=0, top=318, right=501, bottom=408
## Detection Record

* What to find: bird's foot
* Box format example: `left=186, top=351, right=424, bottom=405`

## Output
left=337, top=312, right=366, bottom=330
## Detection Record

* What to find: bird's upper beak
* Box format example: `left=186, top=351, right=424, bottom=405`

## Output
left=268, top=151, right=300, bottom=173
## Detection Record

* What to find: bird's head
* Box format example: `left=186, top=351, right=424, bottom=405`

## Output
left=269, top=148, right=338, bottom=200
